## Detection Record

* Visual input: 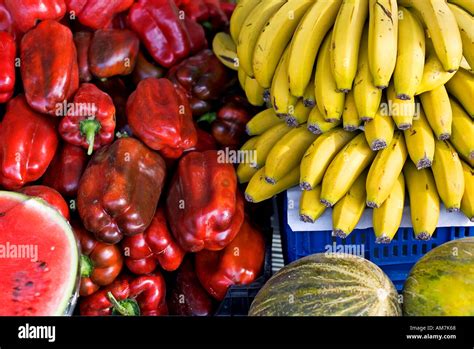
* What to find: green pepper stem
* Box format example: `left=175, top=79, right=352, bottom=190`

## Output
left=107, top=292, right=139, bottom=316
left=80, top=255, right=94, bottom=278
left=197, top=112, right=217, bottom=124
left=80, top=119, right=102, bottom=156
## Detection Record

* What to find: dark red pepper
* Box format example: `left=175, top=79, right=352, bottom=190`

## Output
left=175, top=0, right=228, bottom=28
left=131, top=51, right=165, bottom=86
left=66, top=0, right=134, bottom=30
left=74, top=31, right=92, bottom=83
left=4, top=0, right=66, bottom=33
left=185, top=128, right=217, bottom=153
left=0, top=31, right=15, bottom=104
left=20, top=185, right=70, bottom=220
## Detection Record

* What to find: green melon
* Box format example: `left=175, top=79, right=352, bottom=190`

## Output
left=403, top=237, right=474, bottom=316
left=249, top=253, right=401, bottom=316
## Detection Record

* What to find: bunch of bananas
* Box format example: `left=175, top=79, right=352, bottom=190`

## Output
left=212, top=0, right=474, bottom=243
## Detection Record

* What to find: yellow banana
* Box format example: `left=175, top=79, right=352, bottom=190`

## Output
left=246, top=108, right=284, bottom=136
left=342, top=90, right=361, bottom=131
left=212, top=32, right=239, bottom=71
left=331, top=0, right=369, bottom=92
left=244, top=74, right=265, bottom=107
left=253, top=0, right=314, bottom=88
left=366, top=131, right=408, bottom=208
left=448, top=3, right=474, bottom=69
left=432, top=139, right=465, bottom=212
left=445, top=68, right=474, bottom=118
left=404, top=108, right=435, bottom=169
left=314, top=31, right=345, bottom=122
left=419, top=85, right=453, bottom=140
left=460, top=56, right=472, bottom=72
left=237, top=137, right=260, bottom=184
left=288, top=0, right=342, bottom=97
left=460, top=160, right=474, bottom=221
left=450, top=98, right=474, bottom=167
left=320, top=133, right=376, bottom=207
left=252, top=123, right=292, bottom=169
left=299, top=185, right=327, bottom=223
left=373, top=173, right=405, bottom=243
left=399, top=0, right=462, bottom=73
left=307, top=106, right=342, bottom=135
left=230, top=0, right=260, bottom=43
left=300, top=128, right=357, bottom=191
left=264, top=125, right=318, bottom=184
left=403, top=159, right=440, bottom=240
left=237, top=0, right=287, bottom=77
left=364, top=104, right=396, bottom=151
left=245, top=166, right=299, bottom=203
left=354, top=25, right=382, bottom=121
left=393, top=7, right=425, bottom=100
left=368, top=0, right=398, bottom=89
left=286, top=99, right=311, bottom=127
left=387, top=82, right=415, bottom=130
left=448, top=0, right=474, bottom=15
left=332, top=170, right=368, bottom=238
left=303, top=78, right=316, bottom=108
left=271, top=47, right=298, bottom=117
left=238, top=67, right=247, bottom=89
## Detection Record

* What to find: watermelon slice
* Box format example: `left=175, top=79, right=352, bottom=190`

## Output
left=0, top=191, right=79, bottom=316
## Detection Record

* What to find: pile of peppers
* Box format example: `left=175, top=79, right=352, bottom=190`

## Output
left=0, top=0, right=266, bottom=317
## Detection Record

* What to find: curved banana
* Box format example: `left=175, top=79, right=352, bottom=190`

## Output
left=366, top=131, right=408, bottom=208
left=445, top=68, right=474, bottom=118
left=303, top=78, right=316, bottom=108
left=331, top=0, right=369, bottom=92
left=332, top=170, right=368, bottom=238
left=450, top=98, right=474, bottom=167
left=237, top=0, right=287, bottom=77
left=253, top=0, right=314, bottom=88
left=238, top=67, right=247, bottom=90
left=364, top=104, right=396, bottom=151
left=404, top=108, right=435, bottom=169
left=230, top=0, right=261, bottom=43
left=264, top=125, right=317, bottom=184
left=300, top=128, right=357, bottom=191
left=244, top=74, right=266, bottom=107
left=245, top=166, right=300, bottom=203
left=394, top=7, right=425, bottom=100
left=342, top=90, right=361, bottom=131
left=212, top=32, right=239, bottom=71
left=246, top=108, right=284, bottom=136
left=448, top=0, right=474, bottom=15
left=419, top=85, right=453, bottom=140
left=373, top=173, right=405, bottom=243
left=368, top=0, right=398, bottom=89
left=447, top=3, right=474, bottom=69
left=299, top=185, right=327, bottom=223
left=307, top=106, right=342, bottom=135
left=271, top=47, right=298, bottom=117
left=387, top=82, right=415, bottom=130
left=237, top=137, right=260, bottom=184
left=432, top=139, right=465, bottom=212
left=403, top=159, right=440, bottom=240
left=461, top=160, right=474, bottom=222
left=320, top=133, right=376, bottom=207
left=252, top=123, right=292, bottom=169
left=288, top=0, right=342, bottom=97
left=314, top=31, right=345, bottom=122
left=460, top=56, right=472, bottom=72
left=286, top=99, right=311, bottom=127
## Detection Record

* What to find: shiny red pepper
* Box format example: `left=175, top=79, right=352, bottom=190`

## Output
left=0, top=95, right=59, bottom=190
left=59, top=83, right=116, bottom=155
left=20, top=185, right=70, bottom=220
left=127, top=0, right=207, bottom=68
left=4, top=0, right=66, bottom=33
left=74, top=221, right=123, bottom=297
left=66, top=0, right=134, bottom=30
left=122, top=207, right=185, bottom=274
left=185, top=128, right=217, bottom=153
left=20, top=20, right=79, bottom=115
left=79, top=273, right=167, bottom=316
left=0, top=0, right=19, bottom=38
left=175, top=0, right=228, bottom=28
left=195, top=218, right=265, bottom=301
left=0, top=31, right=15, bottom=104
left=166, top=150, right=245, bottom=252
left=132, top=51, right=165, bottom=86
left=77, top=137, right=166, bottom=244
left=74, top=31, right=92, bottom=83
left=42, top=143, right=88, bottom=197
left=127, top=78, right=197, bottom=159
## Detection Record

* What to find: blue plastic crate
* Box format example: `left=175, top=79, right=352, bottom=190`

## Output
left=279, top=194, right=474, bottom=291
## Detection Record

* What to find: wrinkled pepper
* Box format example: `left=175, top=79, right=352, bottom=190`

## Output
left=132, top=51, right=165, bottom=86
left=89, top=29, right=139, bottom=79
left=0, top=95, right=59, bottom=189
left=20, top=20, right=78, bottom=115
left=74, top=221, right=123, bottom=297
left=127, top=0, right=207, bottom=68
left=20, top=185, right=70, bottom=220
left=166, top=150, right=244, bottom=252
left=127, top=78, right=197, bottom=159
left=66, top=0, right=134, bottom=30
left=4, top=0, right=66, bottom=33
left=74, top=31, right=92, bottom=82
left=196, top=219, right=265, bottom=301
left=167, top=49, right=231, bottom=116
left=0, top=31, right=15, bottom=104
left=77, top=137, right=166, bottom=244
left=42, top=143, right=88, bottom=197
left=122, top=207, right=185, bottom=274
left=80, top=273, right=167, bottom=316
left=59, top=83, right=116, bottom=155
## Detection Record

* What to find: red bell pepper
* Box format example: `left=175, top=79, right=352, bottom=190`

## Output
left=20, top=20, right=78, bottom=115
left=127, top=0, right=207, bottom=68
left=127, top=78, right=197, bottom=159
left=4, top=0, right=66, bottom=33
left=77, top=137, right=166, bottom=244
left=59, top=83, right=116, bottom=155
left=89, top=29, right=140, bottom=79
left=166, top=150, right=245, bottom=252
left=132, top=51, right=165, bottom=86
left=20, top=185, right=70, bottom=220
left=66, top=0, right=133, bottom=30
left=0, top=95, right=59, bottom=190
left=42, top=143, right=88, bottom=197
left=74, top=221, right=123, bottom=297
left=79, top=273, right=167, bottom=316
left=185, top=128, right=217, bottom=153
left=175, top=0, right=228, bottom=28
left=122, top=207, right=185, bottom=274
left=0, top=31, right=15, bottom=104
left=196, top=219, right=265, bottom=301
left=74, top=31, right=92, bottom=83
left=0, top=0, right=19, bottom=38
